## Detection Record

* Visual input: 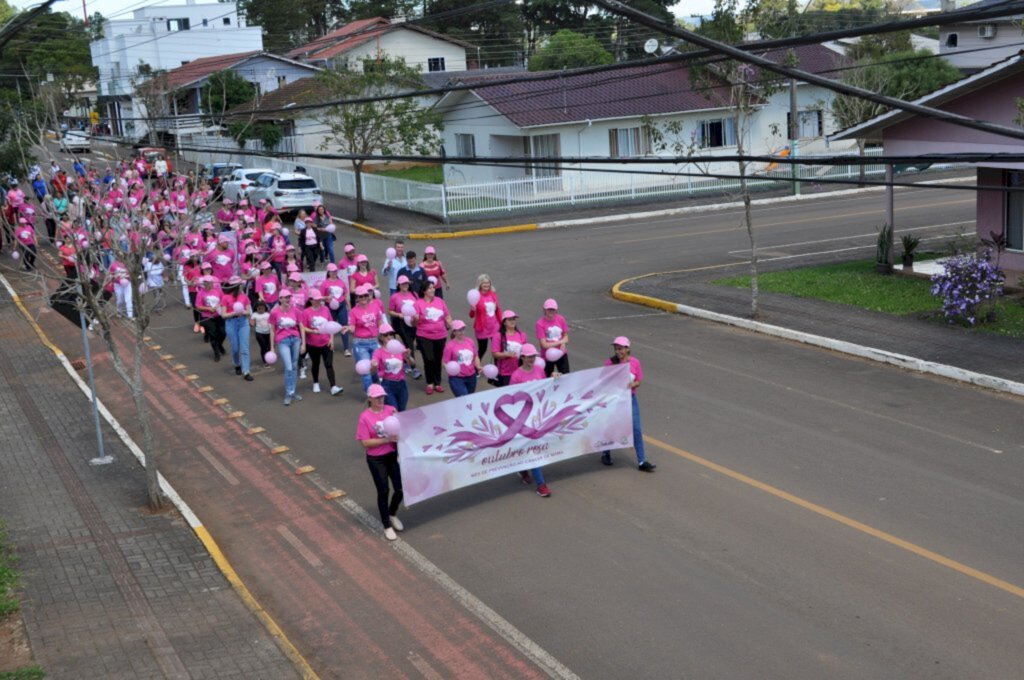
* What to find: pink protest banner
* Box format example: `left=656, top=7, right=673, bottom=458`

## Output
left=395, top=364, right=633, bottom=506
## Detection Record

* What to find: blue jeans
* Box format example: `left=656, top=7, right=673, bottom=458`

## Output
left=278, top=336, right=301, bottom=396
left=330, top=302, right=350, bottom=350
left=531, top=467, right=545, bottom=485
left=448, top=374, right=477, bottom=397
left=382, top=379, right=408, bottom=412
left=603, top=393, right=645, bottom=464
left=224, top=316, right=250, bottom=374
left=352, top=338, right=379, bottom=392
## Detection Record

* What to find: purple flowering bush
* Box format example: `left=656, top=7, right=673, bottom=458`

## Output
left=930, top=249, right=1005, bottom=326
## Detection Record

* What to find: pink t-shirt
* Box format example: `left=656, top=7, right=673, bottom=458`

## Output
left=471, top=291, right=501, bottom=339
left=219, top=290, right=250, bottom=317
left=389, top=291, right=418, bottom=321
left=490, top=329, right=528, bottom=377
left=197, top=286, right=224, bottom=319
left=287, top=284, right=308, bottom=309
left=373, top=347, right=406, bottom=382
left=535, top=314, right=569, bottom=355
left=206, top=248, right=236, bottom=281
left=319, top=277, right=348, bottom=304
left=340, top=256, right=359, bottom=278
left=356, top=406, right=397, bottom=457
left=15, top=225, right=36, bottom=246
left=302, top=305, right=332, bottom=347
left=442, top=336, right=478, bottom=377
left=510, top=363, right=546, bottom=385
left=606, top=356, right=644, bottom=393
left=269, top=305, right=301, bottom=340
left=351, top=299, right=385, bottom=338
left=414, top=297, right=449, bottom=340
left=350, top=269, right=377, bottom=290
left=256, top=274, right=280, bottom=304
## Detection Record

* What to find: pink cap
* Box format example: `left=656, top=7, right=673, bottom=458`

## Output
left=286, top=263, right=299, bottom=272
left=278, top=289, right=292, bottom=298
left=501, top=310, right=518, bottom=321
left=612, top=336, right=630, bottom=348
left=424, top=246, right=436, bottom=254
left=543, top=298, right=558, bottom=310
left=258, top=261, right=271, bottom=269
left=355, top=284, right=372, bottom=296
left=343, top=244, right=355, bottom=252
left=285, top=244, right=295, bottom=251
left=326, top=263, right=338, bottom=272
left=427, top=276, right=438, bottom=285
left=379, top=323, right=394, bottom=334
left=451, top=319, right=466, bottom=331
left=288, top=272, right=303, bottom=282
left=397, top=275, right=410, bottom=285
left=520, top=343, right=538, bottom=357
left=200, top=261, right=212, bottom=269
left=366, top=384, right=387, bottom=399
left=227, top=276, right=243, bottom=286
left=223, top=198, right=233, bottom=205
left=308, top=289, right=323, bottom=301
left=355, top=254, right=368, bottom=263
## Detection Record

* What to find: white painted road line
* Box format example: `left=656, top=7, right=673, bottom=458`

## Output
left=725, top=220, right=974, bottom=254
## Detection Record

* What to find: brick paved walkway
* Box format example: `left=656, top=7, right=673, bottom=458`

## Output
left=0, top=285, right=300, bottom=680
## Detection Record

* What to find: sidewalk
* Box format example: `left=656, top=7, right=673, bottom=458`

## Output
left=0, top=286, right=301, bottom=679
left=620, top=261, right=1024, bottom=388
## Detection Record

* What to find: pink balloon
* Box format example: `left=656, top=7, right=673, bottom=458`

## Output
left=385, top=339, right=405, bottom=354
left=162, top=253, right=171, bottom=261
left=534, top=357, right=545, bottom=371
left=382, top=416, right=400, bottom=437
left=445, top=360, right=461, bottom=377
left=545, top=348, right=564, bottom=362
left=385, top=247, right=396, bottom=259
left=355, top=359, right=372, bottom=375
left=403, top=315, right=413, bottom=326
left=482, top=363, right=499, bottom=380
left=325, top=223, right=336, bottom=234
left=55, top=240, right=63, bottom=247
left=466, top=289, right=480, bottom=307
left=264, top=351, right=277, bottom=364
left=373, top=288, right=381, bottom=299
left=10, top=251, right=19, bottom=260
left=328, top=299, right=339, bottom=310
left=233, top=301, right=244, bottom=313
left=323, top=321, right=343, bottom=335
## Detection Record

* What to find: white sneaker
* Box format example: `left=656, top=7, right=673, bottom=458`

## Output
left=383, top=527, right=398, bottom=541
left=312, top=382, right=321, bottom=393
left=390, top=515, right=404, bottom=531
left=299, top=368, right=307, bottom=380
left=330, top=386, right=343, bottom=395
left=343, top=350, right=351, bottom=357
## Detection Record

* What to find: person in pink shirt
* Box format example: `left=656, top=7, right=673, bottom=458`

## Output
left=600, top=336, right=655, bottom=471
left=413, top=281, right=451, bottom=395
left=356, top=384, right=404, bottom=541
left=420, top=246, right=448, bottom=298
left=206, top=235, right=236, bottom=281
left=348, top=284, right=387, bottom=392
left=319, top=264, right=351, bottom=356
left=371, top=323, right=409, bottom=411
left=266, top=226, right=288, bottom=277
left=387, top=275, right=420, bottom=379
left=218, top=276, right=253, bottom=381
left=509, top=344, right=552, bottom=497
left=269, top=289, right=303, bottom=405
left=468, top=274, right=501, bottom=359
left=286, top=272, right=308, bottom=308
left=535, top=298, right=570, bottom=377
left=196, top=275, right=226, bottom=360
left=442, top=320, right=481, bottom=396
left=13, top=218, right=37, bottom=270
left=182, top=253, right=203, bottom=333
left=255, top=262, right=280, bottom=308
left=216, top=200, right=234, bottom=230
left=301, top=291, right=342, bottom=395
left=349, top=254, right=378, bottom=299
left=490, top=310, right=527, bottom=387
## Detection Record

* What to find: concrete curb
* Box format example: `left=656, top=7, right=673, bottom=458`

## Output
left=610, top=277, right=1024, bottom=399
left=0, top=273, right=321, bottom=680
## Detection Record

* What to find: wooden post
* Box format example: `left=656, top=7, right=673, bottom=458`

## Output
left=885, top=164, right=895, bottom=266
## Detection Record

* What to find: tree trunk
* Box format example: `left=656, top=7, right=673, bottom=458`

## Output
left=736, top=101, right=759, bottom=319
left=353, top=161, right=365, bottom=221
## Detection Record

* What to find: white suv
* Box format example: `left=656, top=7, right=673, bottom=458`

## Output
left=247, top=172, right=321, bottom=214
left=221, top=167, right=274, bottom=203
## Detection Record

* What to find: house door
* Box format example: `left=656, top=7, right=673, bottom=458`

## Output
left=1006, top=171, right=1024, bottom=251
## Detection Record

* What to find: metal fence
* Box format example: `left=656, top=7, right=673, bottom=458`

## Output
left=176, top=139, right=960, bottom=221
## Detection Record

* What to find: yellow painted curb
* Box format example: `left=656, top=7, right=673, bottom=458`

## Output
left=194, top=526, right=321, bottom=679
left=407, top=223, right=538, bottom=239
left=349, top=221, right=385, bottom=237
left=610, top=276, right=679, bottom=314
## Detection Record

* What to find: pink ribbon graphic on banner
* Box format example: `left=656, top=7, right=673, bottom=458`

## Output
left=446, top=391, right=581, bottom=457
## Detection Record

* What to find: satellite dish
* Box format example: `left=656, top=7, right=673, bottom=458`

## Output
left=644, top=38, right=659, bottom=54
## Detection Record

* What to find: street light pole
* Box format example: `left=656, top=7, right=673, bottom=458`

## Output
left=78, top=284, right=113, bottom=465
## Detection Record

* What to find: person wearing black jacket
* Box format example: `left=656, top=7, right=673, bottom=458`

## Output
left=396, top=252, right=426, bottom=297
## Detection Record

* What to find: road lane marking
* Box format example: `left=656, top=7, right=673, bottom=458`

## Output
left=613, top=198, right=975, bottom=245
left=408, top=651, right=445, bottom=680
left=725, top=220, right=972, bottom=254
left=646, top=435, right=1024, bottom=599
left=196, top=445, right=240, bottom=486
left=276, top=526, right=324, bottom=568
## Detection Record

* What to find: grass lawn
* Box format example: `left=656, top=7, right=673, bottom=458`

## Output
left=0, top=668, right=45, bottom=680
left=0, top=521, right=18, bottom=618
left=369, top=165, right=443, bottom=184
left=712, top=259, right=1024, bottom=339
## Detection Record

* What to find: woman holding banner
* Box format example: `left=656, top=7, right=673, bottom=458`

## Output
left=600, top=336, right=656, bottom=472
left=356, top=384, right=404, bottom=541
left=509, top=344, right=552, bottom=498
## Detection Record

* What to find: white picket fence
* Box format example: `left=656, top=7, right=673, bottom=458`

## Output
left=176, top=137, right=960, bottom=221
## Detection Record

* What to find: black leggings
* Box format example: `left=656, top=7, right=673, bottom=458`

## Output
left=418, top=336, right=446, bottom=386
left=366, top=452, right=403, bottom=529
left=476, top=337, right=489, bottom=360
left=544, top=354, right=570, bottom=377
left=306, top=344, right=335, bottom=387
left=255, top=332, right=271, bottom=360
left=201, top=317, right=225, bottom=356
left=189, top=291, right=200, bottom=323
left=394, top=318, right=417, bottom=366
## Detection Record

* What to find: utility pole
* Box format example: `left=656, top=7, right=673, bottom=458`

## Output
left=789, top=77, right=800, bottom=196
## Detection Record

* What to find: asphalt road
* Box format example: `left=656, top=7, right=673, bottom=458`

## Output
left=45, top=142, right=1024, bottom=678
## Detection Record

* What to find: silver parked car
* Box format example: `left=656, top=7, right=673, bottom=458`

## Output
left=220, top=167, right=275, bottom=203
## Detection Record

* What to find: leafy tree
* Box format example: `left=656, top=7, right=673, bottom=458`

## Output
left=228, top=121, right=283, bottom=151
left=875, top=49, right=961, bottom=101
left=0, top=0, right=15, bottom=24
left=315, top=56, right=443, bottom=220
left=202, top=70, right=256, bottom=126
left=521, top=0, right=594, bottom=55
left=0, top=11, right=96, bottom=97
left=347, top=0, right=419, bottom=20
left=528, top=29, right=614, bottom=71
left=238, top=0, right=347, bottom=52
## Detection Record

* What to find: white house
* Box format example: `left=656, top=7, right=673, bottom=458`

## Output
left=434, top=45, right=857, bottom=187
left=91, top=1, right=262, bottom=137
left=938, top=0, right=1024, bottom=72
left=285, top=16, right=475, bottom=74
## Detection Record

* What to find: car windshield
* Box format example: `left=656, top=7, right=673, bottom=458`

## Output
left=245, top=172, right=267, bottom=180
left=278, top=179, right=316, bottom=190
left=214, top=167, right=237, bottom=177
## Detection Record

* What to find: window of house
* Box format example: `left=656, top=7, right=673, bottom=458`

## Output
left=523, top=134, right=560, bottom=178
left=786, top=110, right=824, bottom=138
left=427, top=57, right=446, bottom=72
left=696, top=118, right=737, bottom=148
left=223, top=17, right=231, bottom=26
left=277, top=75, right=287, bottom=89
left=608, top=126, right=651, bottom=158
left=202, top=18, right=208, bottom=27
left=167, top=18, right=190, bottom=31
left=945, top=32, right=958, bottom=48
left=1006, top=171, right=1024, bottom=251
left=455, top=133, right=476, bottom=158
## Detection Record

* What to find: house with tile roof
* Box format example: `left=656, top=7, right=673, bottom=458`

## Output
left=286, top=17, right=476, bottom=74
left=434, top=45, right=857, bottom=186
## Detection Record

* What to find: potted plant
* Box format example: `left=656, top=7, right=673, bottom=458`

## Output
left=876, top=224, right=893, bottom=274
left=901, top=233, right=920, bottom=271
